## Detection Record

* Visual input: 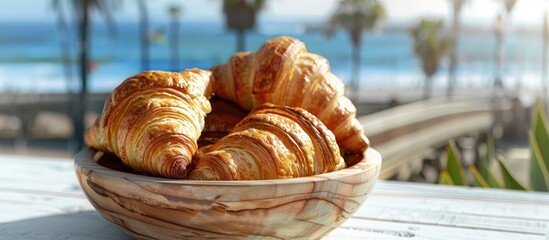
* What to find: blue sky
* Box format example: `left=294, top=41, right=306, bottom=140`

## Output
left=0, top=0, right=547, bottom=26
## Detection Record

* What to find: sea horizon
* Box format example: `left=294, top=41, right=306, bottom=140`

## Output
left=0, top=20, right=545, bottom=95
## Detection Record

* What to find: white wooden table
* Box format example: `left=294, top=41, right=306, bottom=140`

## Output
left=1, top=154, right=548, bottom=240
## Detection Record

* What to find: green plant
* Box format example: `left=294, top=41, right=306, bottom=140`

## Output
left=440, top=139, right=527, bottom=190
left=439, top=102, right=549, bottom=191
left=498, top=155, right=529, bottom=190
left=529, top=103, right=549, bottom=191
left=444, top=141, right=468, bottom=185
left=477, top=136, right=502, bottom=188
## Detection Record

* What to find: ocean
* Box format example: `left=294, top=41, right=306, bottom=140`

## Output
left=0, top=20, right=545, bottom=94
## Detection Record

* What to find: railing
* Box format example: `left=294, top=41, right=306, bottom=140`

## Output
left=0, top=92, right=513, bottom=168
left=0, top=93, right=108, bottom=154
left=358, top=98, right=511, bottom=179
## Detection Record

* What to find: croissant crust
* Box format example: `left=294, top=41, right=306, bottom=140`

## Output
left=85, top=36, right=369, bottom=179
left=189, top=104, right=345, bottom=180
left=85, top=69, right=213, bottom=178
left=211, top=36, right=369, bottom=162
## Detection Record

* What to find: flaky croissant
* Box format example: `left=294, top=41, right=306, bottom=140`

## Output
left=211, top=36, right=368, bottom=163
left=84, top=69, right=213, bottom=178
left=189, top=104, right=346, bottom=180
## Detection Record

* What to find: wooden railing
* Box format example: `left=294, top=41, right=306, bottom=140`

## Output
left=0, top=93, right=512, bottom=167
left=358, top=98, right=510, bottom=179
left=0, top=93, right=108, bottom=154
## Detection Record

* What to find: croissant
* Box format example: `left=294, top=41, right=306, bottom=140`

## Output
left=84, top=69, right=213, bottom=178
left=189, top=104, right=346, bottom=180
left=211, top=36, right=369, bottom=163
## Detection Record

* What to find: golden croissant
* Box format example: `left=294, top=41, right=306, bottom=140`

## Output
left=189, top=104, right=346, bottom=180
left=84, top=69, right=213, bottom=178
left=211, top=36, right=369, bottom=163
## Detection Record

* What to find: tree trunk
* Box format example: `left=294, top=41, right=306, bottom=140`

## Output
left=56, top=2, right=77, bottom=152
left=55, top=2, right=74, bottom=94
left=351, top=42, right=361, bottom=100
left=170, top=13, right=180, bottom=71
left=236, top=29, right=245, bottom=52
left=448, top=8, right=460, bottom=99
left=138, top=0, right=149, bottom=71
left=494, top=14, right=507, bottom=93
left=75, top=1, right=90, bottom=151
left=424, top=76, right=432, bottom=100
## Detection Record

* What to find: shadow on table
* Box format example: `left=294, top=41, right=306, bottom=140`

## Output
left=0, top=210, right=132, bottom=239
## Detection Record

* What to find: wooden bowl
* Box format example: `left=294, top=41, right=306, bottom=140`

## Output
left=74, top=148, right=382, bottom=240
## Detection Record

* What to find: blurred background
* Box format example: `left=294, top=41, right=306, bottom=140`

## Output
left=1, top=0, right=548, bottom=189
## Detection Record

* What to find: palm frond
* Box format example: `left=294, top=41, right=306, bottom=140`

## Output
left=223, top=0, right=265, bottom=13
left=500, top=0, right=518, bottom=13
left=90, top=0, right=119, bottom=38
left=59, top=0, right=121, bottom=38
left=325, top=0, right=386, bottom=45
left=410, top=19, right=451, bottom=78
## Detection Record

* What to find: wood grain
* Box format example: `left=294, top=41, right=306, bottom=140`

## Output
left=74, top=148, right=381, bottom=240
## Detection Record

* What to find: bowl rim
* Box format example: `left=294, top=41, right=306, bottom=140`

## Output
left=74, top=147, right=381, bottom=186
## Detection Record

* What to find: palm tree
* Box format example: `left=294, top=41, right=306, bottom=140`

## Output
left=52, top=0, right=75, bottom=94
left=447, top=0, right=468, bottom=98
left=52, top=0, right=78, bottom=151
left=222, top=0, right=265, bottom=52
left=138, top=0, right=150, bottom=71
left=52, top=0, right=119, bottom=150
left=494, top=14, right=504, bottom=92
left=411, top=19, right=451, bottom=100
left=494, top=0, right=518, bottom=90
left=169, top=5, right=181, bottom=71
left=325, top=0, right=386, bottom=98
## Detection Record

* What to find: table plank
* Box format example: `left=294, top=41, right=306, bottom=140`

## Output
left=327, top=182, right=549, bottom=239
left=0, top=211, right=131, bottom=240
left=1, top=154, right=548, bottom=239
left=0, top=155, right=79, bottom=193
left=0, top=190, right=91, bottom=222
left=328, top=217, right=546, bottom=240
left=353, top=182, right=549, bottom=236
